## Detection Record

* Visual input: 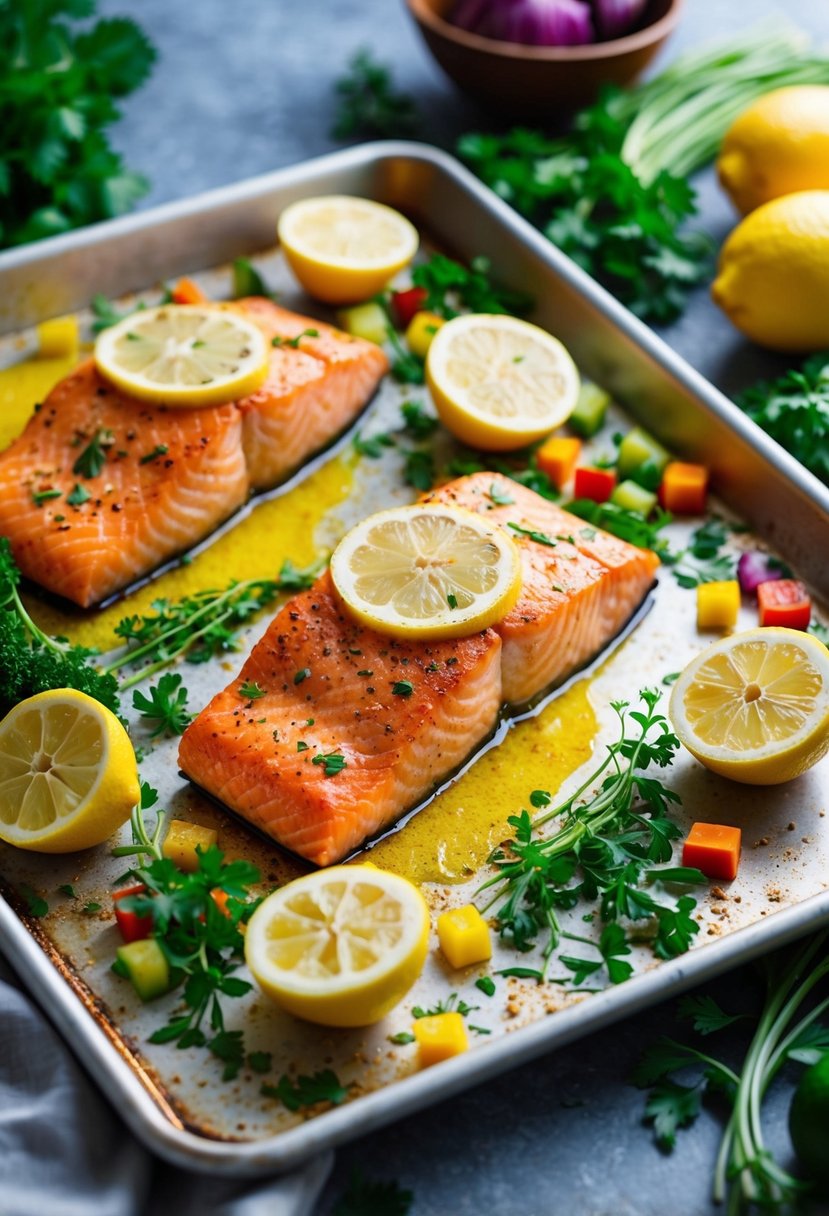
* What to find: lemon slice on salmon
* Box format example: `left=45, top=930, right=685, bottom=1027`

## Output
left=669, top=628, right=829, bottom=785
left=94, top=304, right=269, bottom=406
left=330, top=504, right=522, bottom=640
left=277, top=196, right=419, bottom=304
left=0, top=689, right=140, bottom=852
left=426, top=314, right=580, bottom=451
left=245, top=865, right=429, bottom=1027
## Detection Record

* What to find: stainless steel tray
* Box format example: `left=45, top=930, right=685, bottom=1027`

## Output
left=1, top=142, right=828, bottom=1177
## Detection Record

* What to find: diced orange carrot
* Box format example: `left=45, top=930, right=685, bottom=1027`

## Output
left=536, top=435, right=582, bottom=490
left=573, top=465, right=617, bottom=504
left=757, top=579, right=811, bottom=631
left=659, top=461, right=709, bottom=515
left=210, top=888, right=232, bottom=917
left=682, top=822, right=742, bottom=881
left=171, top=277, right=208, bottom=305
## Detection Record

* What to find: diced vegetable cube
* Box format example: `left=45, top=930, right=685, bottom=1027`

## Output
left=568, top=382, right=609, bottom=438
left=335, top=301, right=388, bottom=346
left=162, top=819, right=218, bottom=873
left=116, top=938, right=170, bottom=1001
left=405, top=311, right=445, bottom=359
left=617, top=427, right=671, bottom=485
left=413, top=1011, right=469, bottom=1066
left=573, top=465, right=617, bottom=504
left=171, top=276, right=208, bottom=305
left=757, top=579, right=811, bottom=631
left=535, top=435, right=582, bottom=489
left=697, top=581, right=740, bottom=630
left=113, top=883, right=153, bottom=944
left=437, top=904, right=492, bottom=969
left=610, top=479, right=657, bottom=516
left=210, top=887, right=232, bottom=918
left=36, top=315, right=79, bottom=359
left=659, top=461, right=709, bottom=515
left=391, top=286, right=428, bottom=329
left=682, top=822, right=742, bottom=881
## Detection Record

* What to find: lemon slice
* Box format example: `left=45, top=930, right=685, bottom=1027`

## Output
left=330, top=504, right=522, bottom=640
left=277, top=195, right=419, bottom=305
left=0, top=689, right=140, bottom=853
left=94, top=304, right=269, bottom=407
left=669, top=628, right=829, bottom=785
left=426, top=313, right=580, bottom=451
left=245, top=865, right=429, bottom=1027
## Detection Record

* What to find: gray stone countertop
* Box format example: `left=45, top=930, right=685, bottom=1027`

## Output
left=97, top=1, right=829, bottom=1211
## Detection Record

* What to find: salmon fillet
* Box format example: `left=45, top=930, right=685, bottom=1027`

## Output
left=423, top=473, right=659, bottom=703
left=178, top=570, right=503, bottom=866
left=0, top=300, right=387, bottom=607
left=180, top=475, right=659, bottom=864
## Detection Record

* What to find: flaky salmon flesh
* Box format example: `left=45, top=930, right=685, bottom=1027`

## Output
left=0, top=300, right=387, bottom=607
left=179, top=475, right=659, bottom=865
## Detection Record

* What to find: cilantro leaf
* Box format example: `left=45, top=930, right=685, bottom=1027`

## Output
left=132, top=673, right=192, bottom=737
left=677, top=995, right=746, bottom=1037
left=644, top=1079, right=702, bottom=1151
left=333, top=1169, right=413, bottom=1216
left=261, top=1069, right=349, bottom=1111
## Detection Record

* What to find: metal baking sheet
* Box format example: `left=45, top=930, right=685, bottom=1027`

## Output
left=0, top=143, right=827, bottom=1177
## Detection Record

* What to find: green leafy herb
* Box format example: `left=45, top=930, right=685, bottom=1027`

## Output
left=411, top=253, right=532, bottom=320
left=666, top=519, right=737, bottom=588
left=560, top=923, right=633, bottom=987
left=239, top=680, right=266, bottom=701
left=73, top=427, right=113, bottom=478
left=401, top=400, right=438, bottom=438
left=312, top=751, right=347, bottom=777
left=293, top=668, right=310, bottom=686
left=272, top=328, right=319, bottom=349
left=67, top=483, right=91, bottom=506
left=82, top=901, right=102, bottom=915
left=332, top=50, right=418, bottom=141
left=566, top=499, right=672, bottom=557
left=139, top=444, right=168, bottom=465
left=388, top=1031, right=416, bottom=1045
left=247, top=1051, right=272, bottom=1074
left=386, top=325, right=425, bottom=385
left=392, top=680, right=414, bottom=697
left=32, top=488, right=62, bottom=506
left=475, top=976, right=496, bottom=997
left=232, top=258, right=273, bottom=300
left=261, top=1068, right=349, bottom=1111
left=488, top=481, right=514, bottom=506
left=58, top=883, right=76, bottom=898
left=403, top=449, right=434, bottom=491
left=737, top=351, right=829, bottom=486
left=354, top=431, right=395, bottom=459
left=412, top=992, right=479, bottom=1020
left=132, top=673, right=192, bottom=737
left=677, top=994, right=747, bottom=1037
left=296, top=740, right=309, bottom=753
left=447, top=593, right=458, bottom=610
left=90, top=293, right=135, bottom=333
left=508, top=521, right=558, bottom=547
left=19, top=885, right=48, bottom=918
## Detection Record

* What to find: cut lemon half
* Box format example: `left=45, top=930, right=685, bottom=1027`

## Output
left=426, top=313, right=580, bottom=451
left=669, top=628, right=829, bottom=785
left=0, top=689, right=140, bottom=853
left=277, top=195, right=419, bottom=304
left=244, top=865, right=429, bottom=1027
left=94, top=304, right=269, bottom=407
left=330, top=504, right=522, bottom=639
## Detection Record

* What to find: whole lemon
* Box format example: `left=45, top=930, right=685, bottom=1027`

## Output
left=718, top=86, right=829, bottom=215
left=711, top=190, right=829, bottom=352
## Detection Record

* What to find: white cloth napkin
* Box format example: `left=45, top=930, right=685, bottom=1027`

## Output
left=0, top=957, right=332, bottom=1216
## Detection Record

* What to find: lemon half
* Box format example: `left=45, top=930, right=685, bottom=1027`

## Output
left=244, top=865, right=429, bottom=1027
left=0, top=689, right=140, bottom=852
left=426, top=313, right=579, bottom=451
left=94, top=304, right=269, bottom=406
left=669, top=628, right=829, bottom=785
left=330, top=504, right=522, bottom=640
left=277, top=196, right=419, bottom=304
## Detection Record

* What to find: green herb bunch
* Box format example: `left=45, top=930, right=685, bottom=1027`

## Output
left=737, top=352, right=829, bottom=489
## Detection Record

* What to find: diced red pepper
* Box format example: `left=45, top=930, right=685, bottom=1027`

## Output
left=757, top=579, right=811, bottom=631
left=113, top=884, right=153, bottom=944
left=573, top=465, right=617, bottom=504
left=391, top=286, right=428, bottom=329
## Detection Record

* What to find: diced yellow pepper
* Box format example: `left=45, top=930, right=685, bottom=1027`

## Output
left=405, top=311, right=445, bottom=359
left=437, top=904, right=492, bottom=969
left=535, top=435, right=582, bottom=490
left=36, top=315, right=79, bottom=359
left=697, top=580, right=740, bottom=630
left=162, top=819, right=218, bottom=872
left=413, top=1011, right=469, bottom=1067
left=336, top=301, right=388, bottom=345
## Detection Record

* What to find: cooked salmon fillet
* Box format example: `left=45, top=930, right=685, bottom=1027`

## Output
left=0, top=300, right=387, bottom=607
left=180, top=475, right=659, bottom=864
left=178, top=570, right=503, bottom=866
left=423, top=473, right=659, bottom=703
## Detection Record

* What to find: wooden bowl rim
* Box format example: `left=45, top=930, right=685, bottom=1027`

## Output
left=405, top=0, right=684, bottom=61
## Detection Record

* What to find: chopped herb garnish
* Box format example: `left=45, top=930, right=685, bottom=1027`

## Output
left=82, top=901, right=102, bottom=915
left=132, top=672, right=192, bottom=737
left=403, top=449, right=434, bottom=491
left=139, top=444, right=169, bottom=464
left=401, top=400, right=438, bottom=438
left=66, top=482, right=91, bottom=507
left=392, top=680, right=414, bottom=697
left=388, top=1031, right=416, bottom=1045
left=412, top=992, right=479, bottom=1019
left=247, top=1051, right=273, bottom=1074
left=488, top=481, right=514, bottom=506
left=312, top=751, right=347, bottom=777
left=293, top=668, right=311, bottom=685
left=332, top=1169, right=414, bottom=1216
left=73, top=427, right=114, bottom=479
left=508, top=521, right=558, bottom=547
left=261, top=1069, right=349, bottom=1111
left=447, top=593, right=458, bottom=610
left=411, top=252, right=532, bottom=320
left=357, top=669, right=373, bottom=677
left=239, top=680, right=266, bottom=700
left=475, top=976, right=496, bottom=998
left=272, top=328, right=319, bottom=349
left=354, top=430, right=395, bottom=459
left=58, top=883, right=77, bottom=898
left=32, top=488, right=62, bottom=506
left=232, top=257, right=273, bottom=299
left=20, top=885, right=48, bottom=917
left=297, top=741, right=309, bottom=752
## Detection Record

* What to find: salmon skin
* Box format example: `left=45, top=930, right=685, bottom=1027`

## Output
left=0, top=299, right=387, bottom=607
left=179, top=475, right=659, bottom=866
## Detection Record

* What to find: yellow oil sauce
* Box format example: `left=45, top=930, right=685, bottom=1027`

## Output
left=0, top=354, right=77, bottom=448
left=368, top=678, right=598, bottom=885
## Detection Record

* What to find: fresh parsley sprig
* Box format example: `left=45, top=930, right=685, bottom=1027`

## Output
left=331, top=50, right=418, bottom=141
left=737, top=352, right=829, bottom=487
left=411, top=253, right=533, bottom=321
left=132, top=672, right=192, bottom=737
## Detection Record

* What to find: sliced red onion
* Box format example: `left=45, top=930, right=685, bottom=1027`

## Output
left=451, top=0, right=595, bottom=47
left=737, top=551, right=787, bottom=597
left=592, top=0, right=648, bottom=39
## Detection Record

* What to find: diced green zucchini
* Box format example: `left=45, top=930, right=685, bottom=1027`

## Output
left=116, top=938, right=170, bottom=1001
left=336, top=301, right=388, bottom=346
left=569, top=382, right=610, bottom=438
left=617, top=426, right=670, bottom=484
left=610, top=479, right=658, bottom=516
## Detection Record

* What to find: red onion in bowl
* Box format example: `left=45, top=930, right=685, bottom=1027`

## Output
left=592, top=0, right=648, bottom=39
left=737, top=551, right=788, bottom=597
left=451, top=0, right=596, bottom=47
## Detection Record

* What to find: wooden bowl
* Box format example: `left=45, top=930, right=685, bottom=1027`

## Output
left=404, top=0, right=684, bottom=119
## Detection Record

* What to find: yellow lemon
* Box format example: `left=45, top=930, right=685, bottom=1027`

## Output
left=669, top=628, right=829, bottom=785
left=330, top=503, right=522, bottom=640
left=95, top=304, right=269, bottom=406
left=244, top=865, right=430, bottom=1027
left=426, top=314, right=579, bottom=451
left=0, top=689, right=140, bottom=852
left=277, top=196, right=419, bottom=305
left=711, top=191, right=829, bottom=352
left=718, top=86, right=829, bottom=215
